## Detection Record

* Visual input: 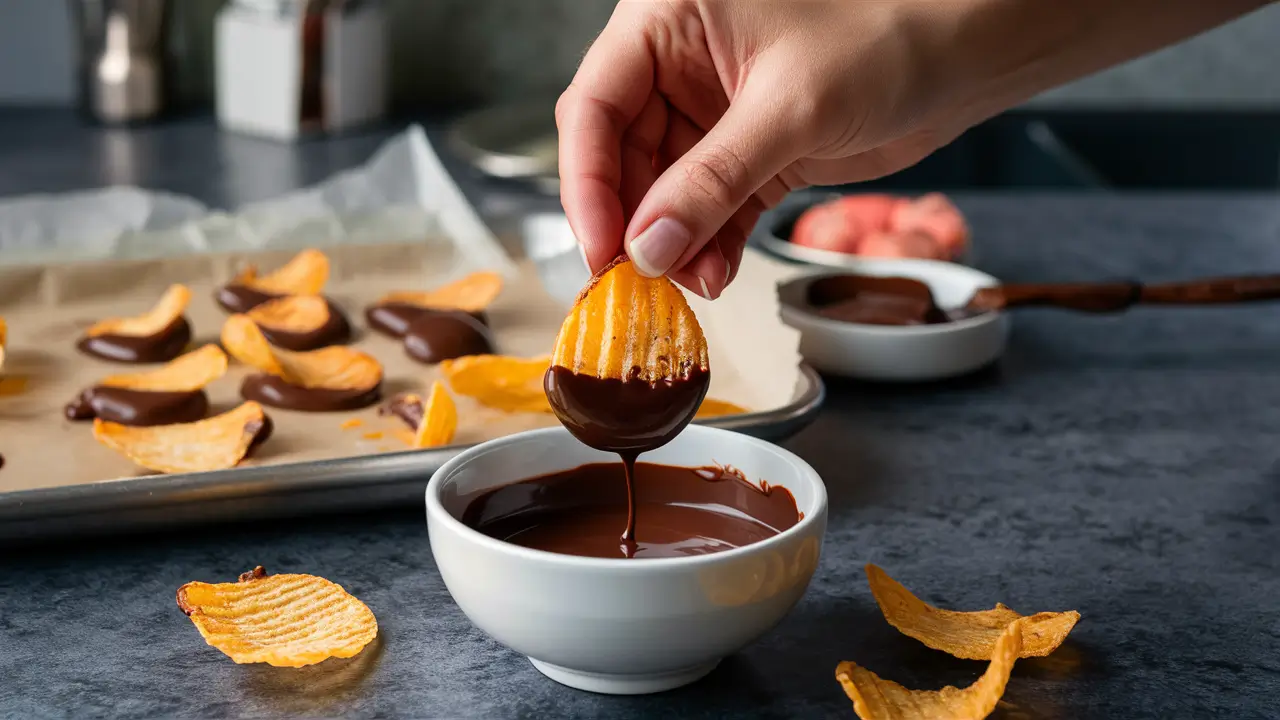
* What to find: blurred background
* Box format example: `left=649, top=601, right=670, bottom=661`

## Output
left=1, top=0, right=1279, bottom=195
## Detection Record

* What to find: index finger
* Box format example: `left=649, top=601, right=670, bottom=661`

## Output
left=556, top=10, right=655, bottom=273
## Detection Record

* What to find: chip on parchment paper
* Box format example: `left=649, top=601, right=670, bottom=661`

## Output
left=84, top=284, right=192, bottom=338
left=233, top=248, right=329, bottom=296
left=440, top=354, right=553, bottom=414
left=865, top=564, right=1080, bottom=660
left=93, top=401, right=271, bottom=474
left=245, top=294, right=332, bottom=334
left=0, top=316, right=7, bottom=371
left=836, top=617, right=1024, bottom=720
left=551, top=257, right=708, bottom=384
left=97, top=344, right=228, bottom=392
left=375, top=270, right=504, bottom=313
left=413, top=381, right=457, bottom=448
left=176, top=566, right=377, bottom=668
left=221, top=314, right=382, bottom=391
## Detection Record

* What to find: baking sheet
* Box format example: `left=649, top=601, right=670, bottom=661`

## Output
left=0, top=241, right=806, bottom=495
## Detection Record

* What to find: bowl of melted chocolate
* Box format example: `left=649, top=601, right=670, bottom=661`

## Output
left=427, top=424, right=826, bottom=695
left=777, top=258, right=1011, bottom=382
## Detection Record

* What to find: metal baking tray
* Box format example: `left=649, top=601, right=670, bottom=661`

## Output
left=0, top=365, right=825, bottom=543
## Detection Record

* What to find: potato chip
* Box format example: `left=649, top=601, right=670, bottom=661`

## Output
left=440, top=354, right=553, bottom=413
left=246, top=294, right=331, bottom=333
left=176, top=565, right=377, bottom=668
left=85, top=284, right=192, bottom=338
left=234, top=248, right=329, bottom=296
left=376, top=270, right=504, bottom=313
left=551, top=258, right=708, bottom=383
left=221, top=314, right=381, bottom=391
left=97, top=344, right=228, bottom=392
left=866, top=564, right=1080, bottom=660
left=836, top=618, right=1024, bottom=720
left=93, top=401, right=270, bottom=474
left=0, top=316, right=6, bottom=372
left=695, top=398, right=748, bottom=419
left=413, top=381, right=457, bottom=448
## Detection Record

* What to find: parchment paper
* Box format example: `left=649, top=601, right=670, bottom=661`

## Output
left=0, top=243, right=801, bottom=492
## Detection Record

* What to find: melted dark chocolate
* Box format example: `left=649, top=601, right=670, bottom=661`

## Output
left=461, top=462, right=800, bottom=559
left=245, top=414, right=275, bottom=454
left=806, top=275, right=952, bottom=326
left=256, top=300, right=352, bottom=351
left=214, top=284, right=279, bottom=314
left=65, top=386, right=209, bottom=426
left=76, top=317, right=193, bottom=363
left=544, top=366, right=711, bottom=553
left=240, top=373, right=381, bottom=412
left=365, top=303, right=488, bottom=338
left=0, top=453, right=5, bottom=471
left=381, top=393, right=424, bottom=429
left=403, top=310, right=493, bottom=365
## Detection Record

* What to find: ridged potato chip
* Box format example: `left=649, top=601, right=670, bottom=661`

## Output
left=866, top=564, right=1080, bottom=660
left=85, top=284, right=192, bottom=338
left=177, top=566, right=377, bottom=668
left=551, top=258, right=707, bottom=383
left=836, top=618, right=1024, bottom=720
left=93, top=401, right=270, bottom=474
left=415, top=381, right=457, bottom=448
left=376, top=270, right=503, bottom=313
left=440, top=354, right=552, bottom=413
left=221, top=315, right=381, bottom=391
left=98, top=344, right=228, bottom=392
left=695, top=398, right=748, bottom=419
left=235, top=249, right=329, bottom=295
left=246, top=294, right=331, bottom=333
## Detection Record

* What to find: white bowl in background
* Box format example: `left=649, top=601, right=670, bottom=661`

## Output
left=777, top=259, right=1010, bottom=382
left=426, top=425, right=827, bottom=695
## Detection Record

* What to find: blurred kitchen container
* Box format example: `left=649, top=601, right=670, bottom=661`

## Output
left=71, top=0, right=171, bottom=124
left=215, top=0, right=387, bottom=141
left=523, top=212, right=590, bottom=308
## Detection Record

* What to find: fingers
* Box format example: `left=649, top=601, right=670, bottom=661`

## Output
left=624, top=78, right=806, bottom=288
left=556, top=9, right=655, bottom=273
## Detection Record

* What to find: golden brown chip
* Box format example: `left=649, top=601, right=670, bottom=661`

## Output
left=98, top=344, right=228, bottom=392
left=0, top=316, right=6, bottom=372
left=836, top=618, right=1023, bottom=720
left=440, top=354, right=553, bottom=413
left=176, top=566, right=377, bottom=668
left=695, top=398, right=749, bottom=419
left=93, top=401, right=268, bottom=474
left=551, top=258, right=707, bottom=382
left=222, top=314, right=381, bottom=390
left=377, top=270, right=504, bottom=313
left=85, top=284, right=192, bottom=338
left=246, top=294, right=331, bottom=333
left=414, top=380, right=457, bottom=448
left=866, top=564, right=1080, bottom=660
left=234, top=248, right=329, bottom=295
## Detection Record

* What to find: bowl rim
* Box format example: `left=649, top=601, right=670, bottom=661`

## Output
left=426, top=424, right=828, bottom=572
left=776, top=259, right=1006, bottom=338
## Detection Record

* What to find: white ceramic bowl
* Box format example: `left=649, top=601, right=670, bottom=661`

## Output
left=777, top=258, right=1010, bottom=382
left=426, top=425, right=827, bottom=695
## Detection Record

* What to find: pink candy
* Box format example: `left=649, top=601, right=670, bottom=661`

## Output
left=790, top=192, right=970, bottom=261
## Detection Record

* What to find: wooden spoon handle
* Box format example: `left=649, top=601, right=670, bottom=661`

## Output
left=973, top=275, right=1280, bottom=313
left=1140, top=275, right=1280, bottom=304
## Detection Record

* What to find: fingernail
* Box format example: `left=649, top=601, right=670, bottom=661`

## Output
left=628, top=217, right=690, bottom=277
left=698, top=276, right=713, bottom=301
left=723, top=260, right=732, bottom=288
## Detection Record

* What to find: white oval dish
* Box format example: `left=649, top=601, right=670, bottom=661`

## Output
left=426, top=425, right=827, bottom=695
left=777, top=258, right=1010, bottom=381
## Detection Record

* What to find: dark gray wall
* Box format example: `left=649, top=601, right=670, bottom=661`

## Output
left=3, top=0, right=1279, bottom=109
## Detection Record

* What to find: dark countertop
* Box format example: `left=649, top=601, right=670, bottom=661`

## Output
left=3, top=109, right=1280, bottom=719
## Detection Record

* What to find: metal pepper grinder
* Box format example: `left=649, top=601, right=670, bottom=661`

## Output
left=71, top=0, right=171, bottom=124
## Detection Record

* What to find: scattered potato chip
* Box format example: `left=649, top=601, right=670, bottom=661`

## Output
left=97, top=344, right=228, bottom=392
left=695, top=398, right=749, bottom=419
left=376, top=270, right=504, bottom=313
left=0, top=316, right=6, bottom=372
left=836, top=618, right=1024, bottom=720
left=234, top=248, right=329, bottom=296
left=94, top=401, right=269, bottom=474
left=340, top=418, right=363, bottom=430
left=551, top=258, right=708, bottom=382
left=414, top=381, right=457, bottom=448
left=866, top=564, right=1080, bottom=660
left=440, top=354, right=553, bottom=413
left=85, top=284, right=192, bottom=338
left=222, top=314, right=381, bottom=390
left=246, top=294, right=331, bottom=333
left=176, top=566, right=377, bottom=668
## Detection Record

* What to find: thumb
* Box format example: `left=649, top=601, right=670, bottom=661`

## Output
left=624, top=84, right=804, bottom=281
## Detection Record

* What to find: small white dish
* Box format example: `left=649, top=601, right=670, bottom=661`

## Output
left=426, top=425, right=827, bottom=695
left=777, top=258, right=1010, bottom=382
